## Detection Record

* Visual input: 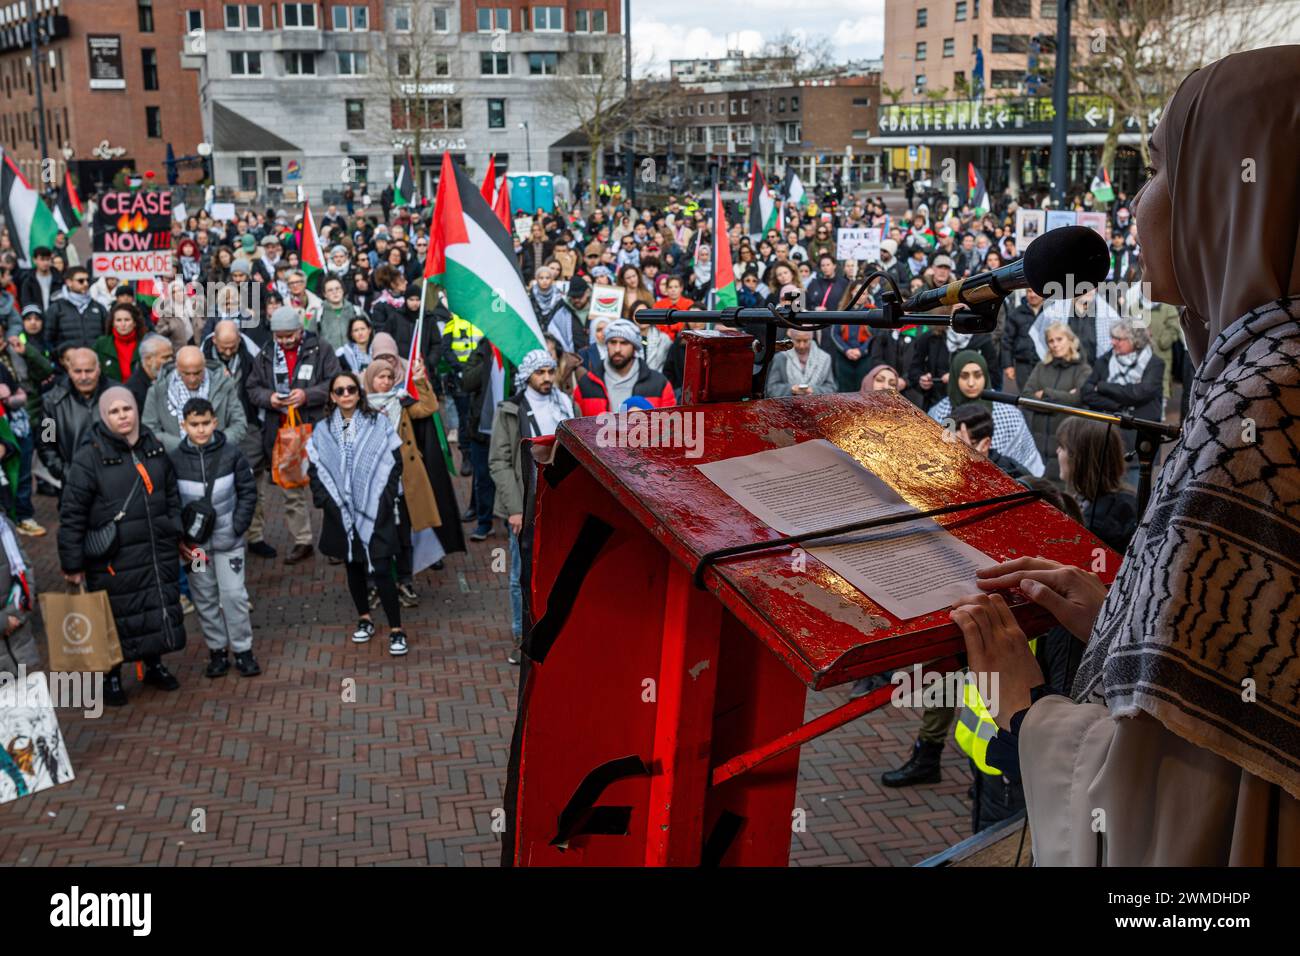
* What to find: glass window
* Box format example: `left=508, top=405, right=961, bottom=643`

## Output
left=145, top=106, right=162, bottom=138
left=579, top=53, right=602, bottom=75
left=528, top=52, right=558, bottom=75
left=263, top=158, right=282, bottom=186
left=238, top=157, right=258, bottom=191
left=488, top=98, right=505, bottom=129
left=432, top=7, right=448, bottom=31
left=481, top=52, right=509, bottom=75
left=992, top=0, right=1030, bottom=14
left=337, top=51, right=368, bottom=74
left=916, top=7, right=927, bottom=27
left=225, top=4, right=242, bottom=29
left=332, top=5, right=349, bottom=29
left=433, top=53, right=450, bottom=76
left=943, top=37, right=954, bottom=56
left=230, top=50, right=263, bottom=75
left=345, top=98, right=365, bottom=130
left=916, top=41, right=927, bottom=61
left=142, top=48, right=158, bottom=90
left=791, top=95, right=799, bottom=111
left=955, top=1, right=968, bottom=19
left=285, top=51, right=316, bottom=74
left=138, top=0, right=155, bottom=33
left=396, top=52, right=412, bottom=75
left=394, top=4, right=411, bottom=30
left=533, top=6, right=562, bottom=30
left=283, top=3, right=316, bottom=28
left=186, top=9, right=204, bottom=31
left=353, top=6, right=368, bottom=29
left=245, top=4, right=262, bottom=29
left=478, top=7, right=510, bottom=31
left=741, top=99, right=748, bottom=114
left=574, top=9, right=587, bottom=31
left=592, top=10, right=606, bottom=31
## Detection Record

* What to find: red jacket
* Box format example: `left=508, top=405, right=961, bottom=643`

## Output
left=576, top=360, right=676, bottom=416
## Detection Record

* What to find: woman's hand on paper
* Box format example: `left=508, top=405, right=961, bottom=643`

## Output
left=975, top=557, right=1107, bottom=643
left=950, top=592, right=1043, bottom=730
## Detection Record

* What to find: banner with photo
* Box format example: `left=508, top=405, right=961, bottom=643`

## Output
left=1015, top=209, right=1046, bottom=249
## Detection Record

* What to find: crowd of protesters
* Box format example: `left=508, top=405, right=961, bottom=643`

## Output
left=0, top=169, right=1185, bottom=836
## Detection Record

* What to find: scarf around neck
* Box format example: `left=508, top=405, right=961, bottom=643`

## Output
left=785, top=342, right=832, bottom=389
left=63, top=289, right=93, bottom=313
left=366, top=387, right=405, bottom=430
left=1107, top=345, right=1153, bottom=386
left=166, top=368, right=210, bottom=423
left=305, top=408, right=401, bottom=570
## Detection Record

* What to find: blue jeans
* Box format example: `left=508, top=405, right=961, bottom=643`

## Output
left=468, top=440, right=495, bottom=533
left=509, top=528, right=522, bottom=639
left=178, top=563, right=191, bottom=599
left=14, top=430, right=34, bottom=521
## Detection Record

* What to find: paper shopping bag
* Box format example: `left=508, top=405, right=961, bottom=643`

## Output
left=0, top=670, right=76, bottom=804
left=39, top=585, right=123, bottom=673
left=271, top=406, right=313, bottom=489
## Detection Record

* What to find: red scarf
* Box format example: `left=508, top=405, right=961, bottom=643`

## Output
left=283, top=345, right=300, bottom=380
left=113, top=328, right=139, bottom=377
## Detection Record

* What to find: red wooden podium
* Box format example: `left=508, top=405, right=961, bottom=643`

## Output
left=503, top=386, right=1116, bottom=867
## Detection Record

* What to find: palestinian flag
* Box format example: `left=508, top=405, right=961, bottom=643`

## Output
left=480, top=154, right=497, bottom=205
left=1, top=146, right=59, bottom=268
left=746, top=159, right=778, bottom=237
left=133, top=278, right=162, bottom=313
left=394, top=153, right=416, bottom=208
left=712, top=179, right=737, bottom=309
left=491, top=174, right=511, bottom=230
left=53, top=170, right=84, bottom=235
left=300, top=198, right=324, bottom=293
left=967, top=163, right=990, bottom=217
left=1091, top=166, right=1115, bottom=203
left=781, top=166, right=806, bottom=207
left=424, top=152, right=545, bottom=365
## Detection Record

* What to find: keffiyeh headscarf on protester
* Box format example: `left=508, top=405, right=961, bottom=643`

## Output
left=166, top=366, right=210, bottom=424
left=1067, top=45, right=1300, bottom=798
left=362, top=360, right=405, bottom=430
left=305, top=407, right=401, bottom=570
left=601, top=319, right=644, bottom=357
left=514, top=348, right=573, bottom=436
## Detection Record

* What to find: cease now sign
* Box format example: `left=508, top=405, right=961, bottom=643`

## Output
left=93, top=189, right=173, bottom=278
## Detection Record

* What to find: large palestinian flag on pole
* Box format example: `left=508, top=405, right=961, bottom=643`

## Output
left=394, top=153, right=416, bottom=208
left=53, top=169, right=84, bottom=235
left=967, top=162, right=990, bottom=217
left=712, top=179, right=737, bottom=309
left=1, top=146, right=59, bottom=267
left=424, top=152, right=545, bottom=365
left=746, top=159, right=778, bottom=237
left=300, top=198, right=325, bottom=293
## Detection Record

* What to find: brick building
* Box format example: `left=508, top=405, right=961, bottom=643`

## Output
left=0, top=0, right=204, bottom=195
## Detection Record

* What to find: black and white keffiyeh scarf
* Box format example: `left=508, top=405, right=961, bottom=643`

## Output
left=273, top=343, right=293, bottom=396
left=1073, top=298, right=1300, bottom=797
left=1106, top=345, right=1152, bottom=385
left=306, top=408, right=401, bottom=570
left=166, top=368, right=210, bottom=423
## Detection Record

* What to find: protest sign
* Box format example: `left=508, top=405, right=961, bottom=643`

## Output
left=1046, top=210, right=1077, bottom=232
left=588, top=286, right=625, bottom=320
left=210, top=202, right=236, bottom=221
left=92, top=190, right=173, bottom=279
left=836, top=227, right=882, bottom=262
left=1015, top=209, right=1046, bottom=249
left=1076, top=211, right=1108, bottom=239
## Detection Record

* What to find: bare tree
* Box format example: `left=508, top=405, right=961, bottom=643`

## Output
left=1068, top=0, right=1280, bottom=170
left=539, top=49, right=680, bottom=203
left=759, top=30, right=837, bottom=77
left=370, top=0, right=458, bottom=194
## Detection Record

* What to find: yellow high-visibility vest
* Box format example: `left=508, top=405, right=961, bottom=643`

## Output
left=445, top=314, right=483, bottom=363
left=954, top=639, right=1037, bottom=776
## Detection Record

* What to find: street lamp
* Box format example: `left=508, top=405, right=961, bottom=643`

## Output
left=519, top=121, right=532, bottom=171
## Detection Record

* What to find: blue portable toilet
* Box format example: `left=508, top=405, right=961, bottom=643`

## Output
left=531, top=174, right=555, bottom=213
left=509, top=173, right=535, bottom=214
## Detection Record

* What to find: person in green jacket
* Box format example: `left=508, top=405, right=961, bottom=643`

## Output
left=315, top=276, right=358, bottom=353
left=93, top=302, right=148, bottom=383
left=1144, top=298, right=1182, bottom=400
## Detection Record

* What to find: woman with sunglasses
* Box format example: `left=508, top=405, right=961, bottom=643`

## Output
left=306, top=370, right=410, bottom=656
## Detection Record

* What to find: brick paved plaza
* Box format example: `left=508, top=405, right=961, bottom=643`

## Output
left=0, top=478, right=973, bottom=867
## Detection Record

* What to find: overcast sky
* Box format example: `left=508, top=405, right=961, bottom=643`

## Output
left=630, top=0, right=887, bottom=75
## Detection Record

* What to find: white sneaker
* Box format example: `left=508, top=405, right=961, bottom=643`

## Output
left=352, top=618, right=375, bottom=643
left=389, top=630, right=408, bottom=656
left=15, top=519, right=46, bottom=537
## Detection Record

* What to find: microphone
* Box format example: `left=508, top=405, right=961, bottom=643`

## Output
left=903, top=226, right=1110, bottom=314
left=981, top=389, right=1182, bottom=439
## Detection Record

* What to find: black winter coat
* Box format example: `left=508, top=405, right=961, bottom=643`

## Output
left=57, top=423, right=186, bottom=661
left=168, top=430, right=257, bottom=552
left=245, top=332, right=341, bottom=461
left=308, top=439, right=406, bottom=564
left=1020, top=356, right=1091, bottom=480
left=1080, top=350, right=1165, bottom=452
left=38, top=379, right=107, bottom=482
left=44, top=298, right=109, bottom=357
left=1082, top=491, right=1139, bottom=554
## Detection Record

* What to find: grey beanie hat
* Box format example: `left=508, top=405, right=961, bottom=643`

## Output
left=269, top=305, right=302, bottom=332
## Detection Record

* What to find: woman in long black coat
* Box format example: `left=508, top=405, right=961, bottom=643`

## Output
left=57, top=386, right=186, bottom=706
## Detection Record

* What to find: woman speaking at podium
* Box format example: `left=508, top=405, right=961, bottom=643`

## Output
left=949, top=46, right=1300, bottom=865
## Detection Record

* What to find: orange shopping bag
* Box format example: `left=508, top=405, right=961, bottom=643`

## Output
left=271, top=406, right=312, bottom=488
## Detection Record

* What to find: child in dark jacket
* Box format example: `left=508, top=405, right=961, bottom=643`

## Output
left=168, top=397, right=260, bottom=677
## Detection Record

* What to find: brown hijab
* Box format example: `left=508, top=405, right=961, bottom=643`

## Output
left=1160, top=45, right=1300, bottom=364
